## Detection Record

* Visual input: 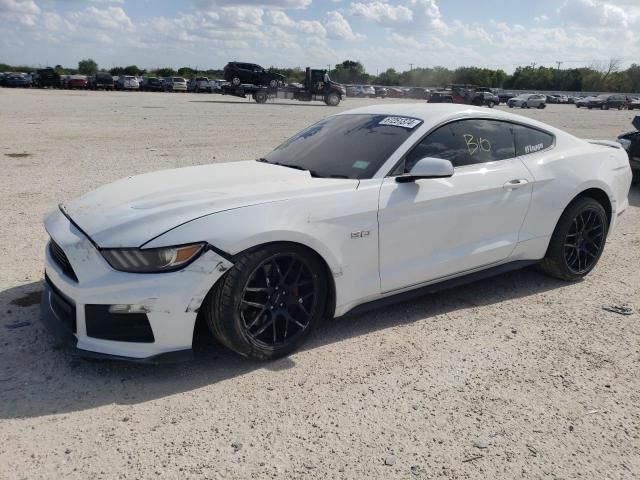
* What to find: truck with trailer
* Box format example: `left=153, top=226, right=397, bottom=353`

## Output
left=220, top=67, right=346, bottom=106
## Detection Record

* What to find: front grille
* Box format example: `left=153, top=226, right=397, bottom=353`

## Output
left=49, top=239, right=78, bottom=282
left=45, top=275, right=77, bottom=333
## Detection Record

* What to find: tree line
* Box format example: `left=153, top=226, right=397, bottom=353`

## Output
left=3, top=57, right=640, bottom=93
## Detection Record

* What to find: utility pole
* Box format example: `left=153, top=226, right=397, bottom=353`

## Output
left=409, top=63, right=413, bottom=71
left=531, top=62, right=537, bottom=69
left=556, top=61, right=563, bottom=71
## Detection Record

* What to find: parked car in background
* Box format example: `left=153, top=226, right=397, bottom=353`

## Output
left=59, top=75, right=71, bottom=89
left=478, top=91, right=499, bottom=108
left=116, top=75, right=139, bottom=90
left=68, top=75, right=88, bottom=89
left=587, top=94, right=625, bottom=110
left=346, top=85, right=375, bottom=98
left=508, top=94, right=546, bottom=109
left=33, top=67, right=61, bottom=88
left=386, top=87, right=406, bottom=98
left=164, top=77, right=187, bottom=92
left=617, top=116, right=640, bottom=184
left=427, top=91, right=453, bottom=103
left=625, top=97, right=640, bottom=110
left=209, top=79, right=227, bottom=92
left=88, top=72, right=114, bottom=90
left=407, top=87, right=429, bottom=100
left=139, top=77, right=164, bottom=92
left=374, top=86, right=388, bottom=98
left=575, top=96, right=595, bottom=108
left=188, top=77, right=211, bottom=93
left=4, top=72, right=32, bottom=88
left=497, top=91, right=516, bottom=103
left=223, top=62, right=286, bottom=88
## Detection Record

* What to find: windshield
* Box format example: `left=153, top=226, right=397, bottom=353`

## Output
left=261, top=114, right=421, bottom=179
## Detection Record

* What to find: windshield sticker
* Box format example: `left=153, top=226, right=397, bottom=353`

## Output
left=352, top=160, right=370, bottom=170
left=378, top=117, right=421, bottom=129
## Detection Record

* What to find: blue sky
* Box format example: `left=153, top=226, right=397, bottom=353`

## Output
left=1, top=0, right=639, bottom=73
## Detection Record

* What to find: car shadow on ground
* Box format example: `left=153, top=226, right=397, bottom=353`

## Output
left=0, top=265, right=569, bottom=419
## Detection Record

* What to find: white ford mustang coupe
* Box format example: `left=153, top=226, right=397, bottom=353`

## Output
left=41, top=104, right=632, bottom=362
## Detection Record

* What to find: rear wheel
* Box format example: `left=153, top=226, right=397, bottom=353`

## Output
left=203, top=244, right=328, bottom=359
left=521, top=103, right=528, bottom=109
left=487, top=101, right=495, bottom=108
left=538, top=196, right=608, bottom=281
left=268, top=79, right=278, bottom=89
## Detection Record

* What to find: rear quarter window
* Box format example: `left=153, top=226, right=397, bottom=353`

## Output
left=512, top=124, right=554, bottom=156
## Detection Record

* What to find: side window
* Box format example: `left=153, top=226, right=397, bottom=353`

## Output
left=404, top=119, right=516, bottom=171
left=512, top=124, right=554, bottom=156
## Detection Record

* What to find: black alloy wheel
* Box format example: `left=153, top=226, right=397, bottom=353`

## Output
left=563, top=208, right=606, bottom=275
left=538, top=196, right=608, bottom=281
left=203, top=244, right=328, bottom=359
left=239, top=254, right=318, bottom=349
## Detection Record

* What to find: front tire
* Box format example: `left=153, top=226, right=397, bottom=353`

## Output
left=521, top=103, right=528, bottom=109
left=538, top=196, right=608, bottom=281
left=203, top=244, right=328, bottom=360
left=325, top=92, right=341, bottom=106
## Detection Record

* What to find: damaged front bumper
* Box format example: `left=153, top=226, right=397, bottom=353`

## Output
left=41, top=208, right=233, bottom=363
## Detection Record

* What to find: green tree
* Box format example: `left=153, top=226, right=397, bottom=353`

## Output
left=78, top=58, right=98, bottom=75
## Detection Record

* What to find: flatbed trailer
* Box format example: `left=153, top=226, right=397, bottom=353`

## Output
left=220, top=67, right=345, bottom=106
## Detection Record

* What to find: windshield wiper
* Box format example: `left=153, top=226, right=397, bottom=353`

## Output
left=258, top=159, right=324, bottom=178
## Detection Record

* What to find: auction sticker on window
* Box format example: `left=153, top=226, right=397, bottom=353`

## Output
left=378, top=116, right=422, bottom=129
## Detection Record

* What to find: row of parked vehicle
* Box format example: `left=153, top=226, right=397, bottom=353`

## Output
left=0, top=69, right=227, bottom=93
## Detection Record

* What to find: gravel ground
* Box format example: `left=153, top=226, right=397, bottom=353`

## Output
left=0, top=89, right=638, bottom=480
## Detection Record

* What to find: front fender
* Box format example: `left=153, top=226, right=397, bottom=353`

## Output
left=144, top=185, right=382, bottom=315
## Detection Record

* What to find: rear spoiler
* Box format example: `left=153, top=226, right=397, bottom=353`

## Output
left=586, top=139, right=622, bottom=149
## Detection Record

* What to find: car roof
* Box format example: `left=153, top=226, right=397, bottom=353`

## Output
left=335, top=103, right=563, bottom=135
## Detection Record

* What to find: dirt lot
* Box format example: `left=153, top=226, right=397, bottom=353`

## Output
left=0, top=89, right=638, bottom=480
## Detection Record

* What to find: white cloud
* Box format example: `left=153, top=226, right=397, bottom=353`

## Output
left=188, top=0, right=311, bottom=9
left=558, top=0, right=633, bottom=28
left=0, top=0, right=40, bottom=26
left=325, top=11, right=363, bottom=41
left=349, top=1, right=413, bottom=23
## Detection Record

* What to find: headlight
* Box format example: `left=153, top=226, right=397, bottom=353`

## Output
left=618, top=138, right=632, bottom=151
left=102, top=243, right=206, bottom=273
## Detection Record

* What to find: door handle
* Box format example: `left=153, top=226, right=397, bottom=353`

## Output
left=503, top=178, right=529, bottom=190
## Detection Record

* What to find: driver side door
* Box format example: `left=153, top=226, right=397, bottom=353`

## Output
left=378, top=119, right=533, bottom=293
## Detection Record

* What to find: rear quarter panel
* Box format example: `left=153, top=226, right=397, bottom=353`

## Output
left=518, top=133, right=632, bottom=250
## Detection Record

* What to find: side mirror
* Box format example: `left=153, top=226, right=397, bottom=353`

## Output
left=396, top=157, right=454, bottom=183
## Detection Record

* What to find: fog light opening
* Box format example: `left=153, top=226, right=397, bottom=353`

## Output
left=108, top=304, right=150, bottom=314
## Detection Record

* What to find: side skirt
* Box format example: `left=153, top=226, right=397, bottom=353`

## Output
left=341, top=260, right=538, bottom=318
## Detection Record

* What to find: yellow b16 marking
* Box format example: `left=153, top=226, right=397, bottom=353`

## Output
left=464, top=134, right=491, bottom=155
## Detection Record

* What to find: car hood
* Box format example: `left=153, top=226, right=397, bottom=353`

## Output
left=61, top=160, right=359, bottom=248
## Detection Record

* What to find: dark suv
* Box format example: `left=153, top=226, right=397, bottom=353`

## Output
left=223, top=62, right=285, bottom=88
left=587, top=94, right=626, bottom=110
left=33, top=68, right=61, bottom=88
left=88, top=71, right=114, bottom=90
left=618, top=116, right=640, bottom=184
left=139, top=77, right=164, bottom=92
